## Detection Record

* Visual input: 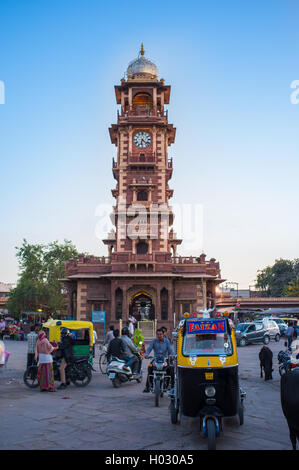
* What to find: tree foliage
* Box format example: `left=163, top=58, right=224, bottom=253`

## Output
left=255, top=258, right=299, bottom=297
left=7, top=239, right=79, bottom=316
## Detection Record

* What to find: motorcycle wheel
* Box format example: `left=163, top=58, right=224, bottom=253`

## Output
left=23, top=367, right=39, bottom=388
left=155, top=379, right=160, bottom=407
left=112, top=376, right=122, bottom=388
left=206, top=418, right=217, bottom=450
left=71, top=368, right=92, bottom=387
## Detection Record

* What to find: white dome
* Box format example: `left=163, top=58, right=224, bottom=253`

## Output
left=127, top=45, right=158, bottom=78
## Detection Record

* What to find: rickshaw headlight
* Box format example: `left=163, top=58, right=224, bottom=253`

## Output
left=205, top=386, right=216, bottom=397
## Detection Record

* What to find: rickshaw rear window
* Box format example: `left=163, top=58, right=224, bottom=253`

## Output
left=68, top=328, right=90, bottom=345
left=183, top=332, right=233, bottom=356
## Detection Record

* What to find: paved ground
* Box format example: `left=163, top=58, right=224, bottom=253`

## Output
left=0, top=338, right=292, bottom=450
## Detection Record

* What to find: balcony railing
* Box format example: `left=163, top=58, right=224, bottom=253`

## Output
left=118, top=106, right=168, bottom=119
left=129, top=152, right=155, bottom=163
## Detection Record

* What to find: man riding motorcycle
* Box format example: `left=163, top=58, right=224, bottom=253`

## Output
left=143, top=328, right=175, bottom=393
left=120, top=326, right=141, bottom=376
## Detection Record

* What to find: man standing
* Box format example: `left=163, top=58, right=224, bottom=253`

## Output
left=128, top=320, right=134, bottom=337
left=143, top=328, right=175, bottom=393
left=57, top=328, right=74, bottom=390
left=104, top=325, right=115, bottom=345
left=286, top=322, right=295, bottom=350
left=27, top=326, right=38, bottom=367
left=0, top=317, right=5, bottom=340
left=93, top=327, right=98, bottom=358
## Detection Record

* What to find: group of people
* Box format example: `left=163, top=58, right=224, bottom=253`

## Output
left=104, top=324, right=174, bottom=392
left=105, top=326, right=142, bottom=376
left=27, top=325, right=74, bottom=392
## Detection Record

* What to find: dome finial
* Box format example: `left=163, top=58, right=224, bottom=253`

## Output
left=140, top=43, right=145, bottom=56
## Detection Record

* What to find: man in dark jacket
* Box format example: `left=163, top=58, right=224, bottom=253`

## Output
left=107, top=329, right=125, bottom=361
left=57, top=328, right=74, bottom=390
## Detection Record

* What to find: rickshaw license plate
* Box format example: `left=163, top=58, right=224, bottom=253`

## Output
left=205, top=372, right=214, bottom=380
left=109, top=373, right=116, bottom=379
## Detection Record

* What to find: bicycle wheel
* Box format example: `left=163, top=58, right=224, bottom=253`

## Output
left=99, top=353, right=107, bottom=374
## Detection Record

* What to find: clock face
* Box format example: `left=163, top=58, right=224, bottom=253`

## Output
left=133, top=131, right=152, bottom=149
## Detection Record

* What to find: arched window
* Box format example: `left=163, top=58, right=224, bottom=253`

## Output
left=136, top=241, right=148, bottom=254
left=137, top=190, right=148, bottom=201
left=132, top=93, right=153, bottom=110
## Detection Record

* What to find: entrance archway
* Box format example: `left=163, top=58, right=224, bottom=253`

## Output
left=130, top=291, right=155, bottom=321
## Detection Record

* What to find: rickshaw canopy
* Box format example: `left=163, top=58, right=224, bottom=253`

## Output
left=176, top=317, right=238, bottom=369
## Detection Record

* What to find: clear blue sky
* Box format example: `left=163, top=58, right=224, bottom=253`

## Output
left=0, top=0, right=299, bottom=288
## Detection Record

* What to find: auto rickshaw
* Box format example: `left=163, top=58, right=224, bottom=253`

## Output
left=169, top=315, right=246, bottom=450
left=42, top=319, right=94, bottom=364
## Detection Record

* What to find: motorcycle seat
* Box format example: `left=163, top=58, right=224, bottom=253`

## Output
left=72, top=357, right=87, bottom=364
left=111, top=356, right=125, bottom=363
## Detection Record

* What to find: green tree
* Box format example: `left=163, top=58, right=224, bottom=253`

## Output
left=283, top=281, right=299, bottom=297
left=7, top=239, right=79, bottom=316
left=255, top=258, right=299, bottom=297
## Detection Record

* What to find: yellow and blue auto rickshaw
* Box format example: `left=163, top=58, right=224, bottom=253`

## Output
left=42, top=319, right=94, bottom=365
left=169, top=315, right=246, bottom=450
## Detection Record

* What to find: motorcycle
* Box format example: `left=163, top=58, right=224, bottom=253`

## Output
left=23, top=356, right=94, bottom=388
left=278, top=350, right=299, bottom=376
left=147, top=355, right=173, bottom=407
left=106, top=353, right=142, bottom=388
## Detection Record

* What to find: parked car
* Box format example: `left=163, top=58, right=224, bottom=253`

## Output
left=268, top=317, right=288, bottom=336
left=235, top=320, right=280, bottom=347
left=256, top=319, right=280, bottom=342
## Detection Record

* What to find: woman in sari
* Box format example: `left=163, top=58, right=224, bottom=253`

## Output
left=35, top=331, right=57, bottom=392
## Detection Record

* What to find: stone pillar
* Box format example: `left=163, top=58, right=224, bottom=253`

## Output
left=156, top=286, right=161, bottom=321
left=122, top=287, right=127, bottom=321
left=77, top=281, right=88, bottom=321
left=110, top=280, right=116, bottom=322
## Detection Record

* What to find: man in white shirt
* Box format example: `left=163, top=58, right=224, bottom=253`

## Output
left=93, top=327, right=98, bottom=358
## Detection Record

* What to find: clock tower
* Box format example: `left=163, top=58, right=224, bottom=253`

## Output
left=105, top=44, right=182, bottom=259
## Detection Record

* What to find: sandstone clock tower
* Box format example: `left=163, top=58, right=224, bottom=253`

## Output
left=64, top=46, right=223, bottom=335
left=104, top=44, right=182, bottom=260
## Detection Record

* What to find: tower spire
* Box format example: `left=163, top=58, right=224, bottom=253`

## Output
left=140, top=43, right=145, bottom=56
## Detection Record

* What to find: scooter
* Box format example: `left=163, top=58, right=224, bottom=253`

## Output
left=106, top=353, right=142, bottom=388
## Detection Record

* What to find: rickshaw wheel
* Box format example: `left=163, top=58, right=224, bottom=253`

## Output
left=206, top=419, right=216, bottom=450
left=155, top=380, right=160, bottom=407
left=238, top=400, right=244, bottom=425
left=170, top=400, right=179, bottom=424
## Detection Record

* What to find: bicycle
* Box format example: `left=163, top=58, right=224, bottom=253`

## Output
left=99, top=344, right=108, bottom=374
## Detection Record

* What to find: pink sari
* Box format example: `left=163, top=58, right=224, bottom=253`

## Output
left=35, top=332, right=55, bottom=391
